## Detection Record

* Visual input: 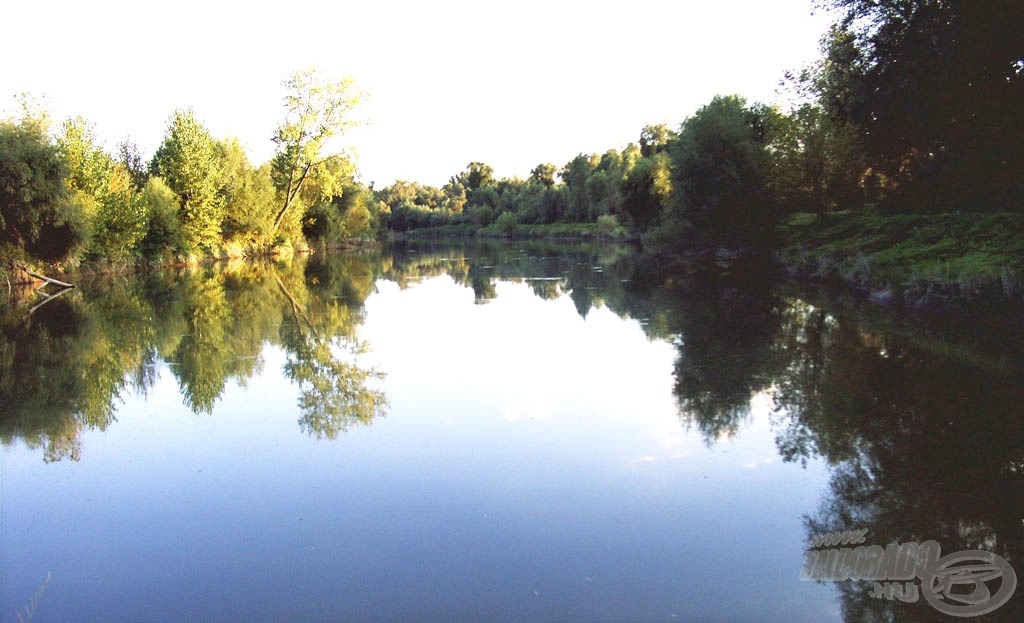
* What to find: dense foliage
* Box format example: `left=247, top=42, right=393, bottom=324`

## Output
left=376, top=0, right=1021, bottom=266
left=2, top=70, right=379, bottom=276
left=815, top=0, right=1024, bottom=212
left=3, top=1, right=1021, bottom=274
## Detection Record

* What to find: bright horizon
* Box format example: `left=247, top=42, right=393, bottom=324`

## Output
left=2, top=0, right=833, bottom=188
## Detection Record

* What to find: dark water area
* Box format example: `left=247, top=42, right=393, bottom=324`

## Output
left=2, top=240, right=1021, bottom=622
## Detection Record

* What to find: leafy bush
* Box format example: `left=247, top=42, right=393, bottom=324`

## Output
left=494, top=211, right=518, bottom=234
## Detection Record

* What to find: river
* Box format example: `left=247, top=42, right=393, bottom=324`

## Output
left=2, top=240, right=1020, bottom=622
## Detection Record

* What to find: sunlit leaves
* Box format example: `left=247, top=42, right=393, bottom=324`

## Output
left=218, top=139, right=277, bottom=245
left=271, top=68, right=363, bottom=237
left=151, top=110, right=225, bottom=254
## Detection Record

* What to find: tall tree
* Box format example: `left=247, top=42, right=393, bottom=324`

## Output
left=652, top=95, right=774, bottom=257
left=639, top=123, right=674, bottom=157
left=766, top=103, right=865, bottom=216
left=58, top=117, right=146, bottom=261
left=271, top=68, right=363, bottom=237
left=560, top=155, right=593, bottom=222
left=452, top=161, right=495, bottom=191
left=151, top=110, right=225, bottom=254
left=817, top=0, right=1024, bottom=211
left=0, top=116, right=85, bottom=264
left=529, top=163, right=557, bottom=189
left=217, top=138, right=276, bottom=245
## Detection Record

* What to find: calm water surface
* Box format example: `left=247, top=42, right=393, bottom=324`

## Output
left=2, top=241, right=1021, bottom=622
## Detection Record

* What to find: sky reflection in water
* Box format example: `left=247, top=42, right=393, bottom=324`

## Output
left=3, top=245, right=943, bottom=622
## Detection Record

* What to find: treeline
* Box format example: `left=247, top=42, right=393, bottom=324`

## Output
left=4, top=1, right=1021, bottom=275
left=377, top=134, right=670, bottom=237
left=374, top=95, right=864, bottom=255
left=377, top=0, right=1024, bottom=263
left=1, top=69, right=382, bottom=275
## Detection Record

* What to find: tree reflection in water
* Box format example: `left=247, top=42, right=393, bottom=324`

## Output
left=2, top=242, right=1020, bottom=622
left=1, top=251, right=388, bottom=458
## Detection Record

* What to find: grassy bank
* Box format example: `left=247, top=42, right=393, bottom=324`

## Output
left=775, top=212, right=1024, bottom=311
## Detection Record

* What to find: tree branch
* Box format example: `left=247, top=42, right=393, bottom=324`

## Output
left=16, top=264, right=74, bottom=289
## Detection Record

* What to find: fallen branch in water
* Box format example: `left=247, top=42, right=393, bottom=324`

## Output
left=7, top=264, right=76, bottom=313
left=17, top=264, right=75, bottom=289
left=27, top=286, right=72, bottom=314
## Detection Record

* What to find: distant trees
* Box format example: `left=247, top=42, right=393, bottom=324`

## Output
left=376, top=132, right=672, bottom=235
left=452, top=161, right=494, bottom=192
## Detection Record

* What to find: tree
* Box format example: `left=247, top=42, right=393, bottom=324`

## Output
left=271, top=68, right=363, bottom=237
left=303, top=179, right=378, bottom=242
left=58, top=117, right=146, bottom=261
left=639, top=123, right=674, bottom=157
left=816, top=0, right=1024, bottom=211
left=529, top=163, right=557, bottom=188
left=117, top=140, right=148, bottom=192
left=58, top=116, right=113, bottom=200
left=765, top=103, right=865, bottom=216
left=151, top=110, right=225, bottom=254
left=560, top=155, right=593, bottom=222
left=452, top=161, right=495, bottom=191
left=620, top=153, right=671, bottom=230
left=0, top=117, right=85, bottom=264
left=137, top=177, right=181, bottom=261
left=217, top=139, right=276, bottom=245
left=653, top=95, right=774, bottom=257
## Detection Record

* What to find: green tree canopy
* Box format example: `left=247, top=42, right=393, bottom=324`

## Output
left=151, top=110, right=225, bottom=254
left=653, top=95, right=774, bottom=257
left=0, top=118, right=85, bottom=264
left=816, top=0, right=1024, bottom=211
left=271, top=68, right=363, bottom=238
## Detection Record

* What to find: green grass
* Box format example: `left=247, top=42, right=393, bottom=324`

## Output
left=776, top=212, right=1024, bottom=309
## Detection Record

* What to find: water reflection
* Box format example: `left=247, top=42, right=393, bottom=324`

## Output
left=379, top=240, right=1023, bottom=621
left=1, top=253, right=388, bottom=458
left=2, top=240, right=1021, bottom=621
left=770, top=298, right=1024, bottom=622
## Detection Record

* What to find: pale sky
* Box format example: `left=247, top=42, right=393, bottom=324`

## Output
left=2, top=0, right=833, bottom=187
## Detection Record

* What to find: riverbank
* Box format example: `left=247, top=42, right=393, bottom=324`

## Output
left=390, top=222, right=637, bottom=243
left=393, top=211, right=1024, bottom=313
left=774, top=211, right=1024, bottom=311
left=8, top=212, right=1022, bottom=314
left=1, top=238, right=377, bottom=295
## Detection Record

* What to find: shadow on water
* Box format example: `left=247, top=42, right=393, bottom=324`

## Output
left=2, top=240, right=1021, bottom=621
